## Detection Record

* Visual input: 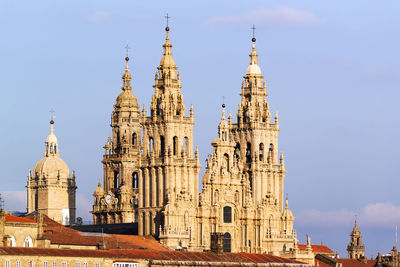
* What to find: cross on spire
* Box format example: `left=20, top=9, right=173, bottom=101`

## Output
left=251, top=24, right=256, bottom=42
left=49, top=108, right=56, bottom=121
left=125, top=43, right=130, bottom=58
left=222, top=96, right=226, bottom=108
left=165, top=13, right=171, bottom=27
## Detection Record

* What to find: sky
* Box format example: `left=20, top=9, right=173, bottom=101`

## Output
left=1, top=0, right=400, bottom=257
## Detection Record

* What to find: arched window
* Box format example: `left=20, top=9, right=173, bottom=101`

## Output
left=173, top=136, right=178, bottom=156
left=259, top=143, right=264, bottom=161
left=132, top=172, right=138, bottom=188
left=149, top=137, right=154, bottom=154
left=223, top=232, right=231, bottom=252
left=114, top=171, right=119, bottom=189
left=269, top=143, right=274, bottom=162
left=223, top=153, right=229, bottom=170
left=24, top=236, right=33, bottom=247
left=234, top=143, right=240, bottom=160
left=246, top=142, right=251, bottom=163
left=160, top=136, right=165, bottom=156
left=223, top=206, right=232, bottom=223
left=9, top=235, right=16, bottom=247
left=132, top=133, right=137, bottom=146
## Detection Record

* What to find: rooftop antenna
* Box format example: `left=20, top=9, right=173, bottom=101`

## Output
left=396, top=223, right=397, bottom=250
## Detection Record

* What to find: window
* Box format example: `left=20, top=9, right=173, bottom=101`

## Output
left=223, top=232, right=231, bottom=252
left=173, top=136, right=178, bottom=155
left=16, top=261, right=21, bottom=267
left=259, top=143, right=264, bottom=161
left=113, top=263, right=138, bottom=267
left=76, top=263, right=80, bottom=267
left=246, top=142, right=251, bottom=163
left=132, top=133, right=136, bottom=146
left=234, top=143, right=240, bottom=160
left=53, top=263, right=57, bottom=267
left=83, top=264, right=88, bottom=267
left=149, top=137, right=154, bottom=154
left=24, top=236, right=33, bottom=247
left=223, top=206, right=232, bottom=223
left=44, top=263, right=48, bottom=267
left=95, top=264, right=100, bottom=267
left=62, top=263, right=67, bottom=267
left=160, top=136, right=165, bottom=156
left=132, top=172, right=138, bottom=188
left=114, top=171, right=119, bottom=189
left=9, top=235, right=16, bottom=247
left=28, top=262, right=34, bottom=267
left=5, top=260, right=10, bottom=267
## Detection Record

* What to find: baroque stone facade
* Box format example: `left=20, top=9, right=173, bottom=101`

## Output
left=347, top=219, right=365, bottom=259
left=91, top=26, right=297, bottom=255
left=27, top=120, right=76, bottom=225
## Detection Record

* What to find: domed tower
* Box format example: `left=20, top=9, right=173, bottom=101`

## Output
left=196, top=33, right=295, bottom=254
left=91, top=55, right=142, bottom=224
left=347, top=219, right=365, bottom=259
left=27, top=120, right=76, bottom=225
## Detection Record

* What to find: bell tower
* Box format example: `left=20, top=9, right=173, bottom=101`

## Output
left=92, top=54, right=142, bottom=224
left=140, top=24, right=201, bottom=248
left=347, top=219, right=365, bottom=259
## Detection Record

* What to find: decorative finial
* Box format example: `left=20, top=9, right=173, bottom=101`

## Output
left=49, top=108, right=56, bottom=124
left=165, top=13, right=171, bottom=32
left=222, top=96, right=226, bottom=109
left=125, top=43, right=130, bottom=62
left=251, top=24, right=256, bottom=43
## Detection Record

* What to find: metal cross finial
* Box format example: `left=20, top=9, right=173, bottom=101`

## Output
left=125, top=43, right=130, bottom=57
left=49, top=108, right=56, bottom=120
left=165, top=13, right=171, bottom=27
left=252, top=24, right=256, bottom=39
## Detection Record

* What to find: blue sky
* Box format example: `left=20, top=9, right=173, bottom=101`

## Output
left=1, top=0, right=400, bottom=257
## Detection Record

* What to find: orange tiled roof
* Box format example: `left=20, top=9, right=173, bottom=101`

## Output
left=298, top=244, right=334, bottom=254
left=0, top=247, right=308, bottom=265
left=23, top=214, right=169, bottom=250
left=336, top=258, right=376, bottom=267
left=5, top=214, right=36, bottom=224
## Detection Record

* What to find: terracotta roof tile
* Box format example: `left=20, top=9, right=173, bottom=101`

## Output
left=5, top=214, right=37, bottom=223
left=298, top=244, right=334, bottom=254
left=0, top=247, right=309, bottom=265
left=336, top=258, right=377, bottom=267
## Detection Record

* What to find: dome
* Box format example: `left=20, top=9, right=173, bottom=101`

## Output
left=33, top=156, right=70, bottom=178
left=160, top=55, right=175, bottom=67
left=115, top=91, right=139, bottom=108
left=246, top=64, right=262, bottom=75
left=46, top=131, right=58, bottom=144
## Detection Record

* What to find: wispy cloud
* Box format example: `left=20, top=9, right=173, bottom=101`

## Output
left=76, top=193, right=92, bottom=221
left=206, top=6, right=321, bottom=27
left=296, top=202, right=400, bottom=229
left=88, top=10, right=111, bottom=24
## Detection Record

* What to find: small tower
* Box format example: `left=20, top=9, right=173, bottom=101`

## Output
left=27, top=119, right=77, bottom=225
left=347, top=219, right=365, bottom=259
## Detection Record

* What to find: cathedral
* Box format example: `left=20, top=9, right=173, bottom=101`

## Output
left=90, top=25, right=299, bottom=256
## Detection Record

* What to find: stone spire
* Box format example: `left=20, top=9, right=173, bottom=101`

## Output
left=347, top=218, right=365, bottom=259
left=151, top=24, right=185, bottom=118
left=237, top=32, right=270, bottom=124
